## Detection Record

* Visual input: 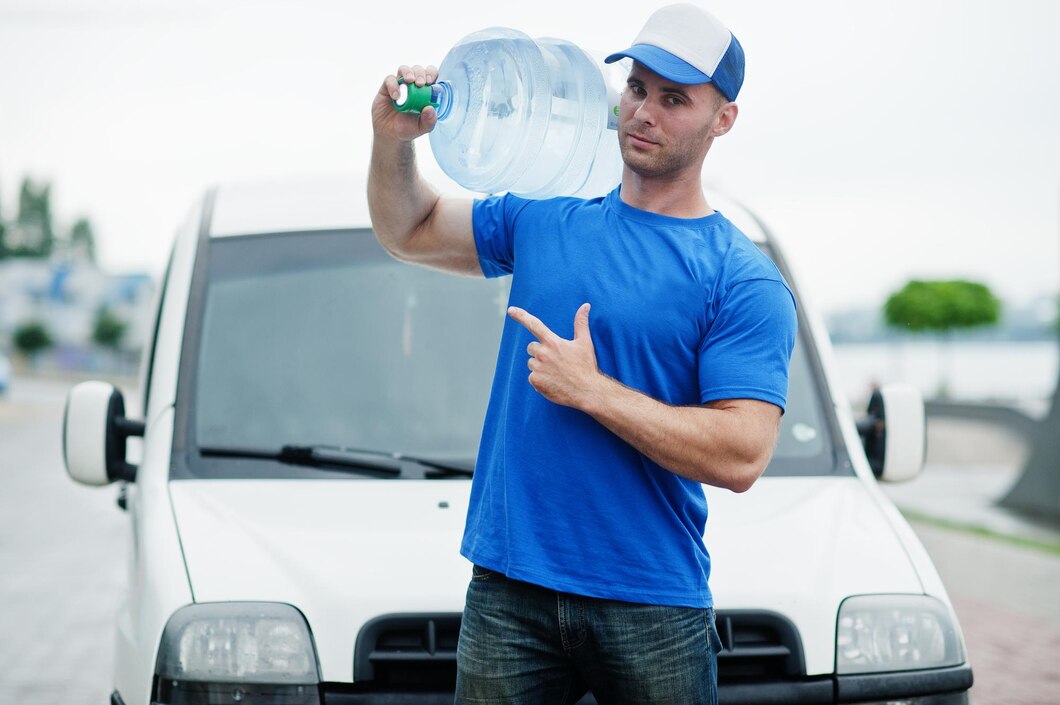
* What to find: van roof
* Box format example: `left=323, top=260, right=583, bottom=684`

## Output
left=208, top=173, right=770, bottom=243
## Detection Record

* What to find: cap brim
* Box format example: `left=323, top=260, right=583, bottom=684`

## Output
left=604, top=44, right=712, bottom=85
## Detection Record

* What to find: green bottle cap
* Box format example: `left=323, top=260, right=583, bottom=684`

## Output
left=392, top=77, right=438, bottom=114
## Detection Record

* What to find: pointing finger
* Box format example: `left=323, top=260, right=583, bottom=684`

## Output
left=508, top=306, right=557, bottom=343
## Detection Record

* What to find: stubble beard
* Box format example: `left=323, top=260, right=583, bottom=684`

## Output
left=618, top=126, right=712, bottom=179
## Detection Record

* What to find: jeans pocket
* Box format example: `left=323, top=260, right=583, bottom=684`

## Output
left=471, top=564, right=498, bottom=582
left=707, top=608, right=724, bottom=654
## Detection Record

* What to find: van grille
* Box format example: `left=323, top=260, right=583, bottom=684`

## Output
left=353, top=610, right=804, bottom=689
left=353, top=613, right=461, bottom=688
left=716, top=610, right=805, bottom=681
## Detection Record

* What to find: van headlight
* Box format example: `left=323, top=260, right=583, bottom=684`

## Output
left=836, top=595, right=965, bottom=674
left=153, top=602, right=321, bottom=705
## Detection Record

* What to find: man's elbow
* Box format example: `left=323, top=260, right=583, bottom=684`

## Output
left=368, top=195, right=439, bottom=264
left=725, top=453, right=771, bottom=493
left=378, top=238, right=415, bottom=263
left=373, top=222, right=425, bottom=265
left=726, top=470, right=758, bottom=494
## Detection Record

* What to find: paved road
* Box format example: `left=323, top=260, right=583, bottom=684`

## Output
left=1, top=377, right=127, bottom=704
left=1, top=376, right=1057, bottom=704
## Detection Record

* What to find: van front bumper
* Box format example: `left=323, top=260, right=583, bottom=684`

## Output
left=835, top=662, right=973, bottom=703
left=698, top=662, right=972, bottom=705
left=309, top=663, right=972, bottom=704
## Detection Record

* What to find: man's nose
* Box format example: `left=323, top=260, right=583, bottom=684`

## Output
left=633, top=100, right=656, bottom=125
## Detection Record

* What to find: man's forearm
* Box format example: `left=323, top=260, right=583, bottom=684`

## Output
left=579, top=375, right=776, bottom=492
left=367, top=136, right=439, bottom=256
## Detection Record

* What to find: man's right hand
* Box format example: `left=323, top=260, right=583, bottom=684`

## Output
left=371, top=64, right=441, bottom=142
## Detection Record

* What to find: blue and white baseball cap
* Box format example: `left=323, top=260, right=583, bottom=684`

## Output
left=605, top=3, right=745, bottom=101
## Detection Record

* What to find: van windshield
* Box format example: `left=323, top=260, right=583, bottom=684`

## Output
left=175, top=229, right=841, bottom=479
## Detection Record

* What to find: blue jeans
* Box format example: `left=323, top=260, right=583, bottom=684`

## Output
left=454, top=565, right=722, bottom=705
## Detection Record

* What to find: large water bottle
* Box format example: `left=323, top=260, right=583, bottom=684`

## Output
left=393, top=27, right=629, bottom=199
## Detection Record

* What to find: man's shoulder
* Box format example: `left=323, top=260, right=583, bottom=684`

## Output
left=707, top=216, right=782, bottom=280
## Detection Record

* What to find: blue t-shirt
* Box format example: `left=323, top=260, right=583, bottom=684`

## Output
left=461, top=185, right=797, bottom=608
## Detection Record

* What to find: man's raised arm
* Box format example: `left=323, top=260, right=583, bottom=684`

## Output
left=367, top=63, right=480, bottom=276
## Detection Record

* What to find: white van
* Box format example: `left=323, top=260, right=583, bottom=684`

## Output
left=63, top=175, right=972, bottom=705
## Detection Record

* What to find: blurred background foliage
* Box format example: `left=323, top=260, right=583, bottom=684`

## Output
left=884, top=280, right=1001, bottom=335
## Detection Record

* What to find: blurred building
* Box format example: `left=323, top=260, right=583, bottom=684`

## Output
left=0, top=256, right=155, bottom=374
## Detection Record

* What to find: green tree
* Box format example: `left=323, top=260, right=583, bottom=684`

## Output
left=92, top=306, right=127, bottom=350
left=884, top=280, right=1001, bottom=333
left=69, top=217, right=97, bottom=263
left=13, top=320, right=54, bottom=359
left=13, top=177, right=55, bottom=257
left=884, top=279, right=1001, bottom=397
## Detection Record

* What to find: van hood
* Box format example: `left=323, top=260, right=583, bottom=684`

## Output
left=169, top=475, right=922, bottom=680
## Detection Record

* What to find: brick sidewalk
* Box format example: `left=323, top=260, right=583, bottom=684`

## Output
left=910, top=520, right=1060, bottom=705
left=950, top=596, right=1060, bottom=705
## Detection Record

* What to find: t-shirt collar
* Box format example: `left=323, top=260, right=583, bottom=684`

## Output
left=606, top=184, right=723, bottom=227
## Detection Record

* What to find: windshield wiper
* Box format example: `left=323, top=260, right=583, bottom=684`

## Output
left=292, top=445, right=475, bottom=476
left=199, top=444, right=401, bottom=476
left=198, top=444, right=474, bottom=478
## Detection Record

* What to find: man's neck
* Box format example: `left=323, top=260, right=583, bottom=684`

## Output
left=618, top=169, right=713, bottom=219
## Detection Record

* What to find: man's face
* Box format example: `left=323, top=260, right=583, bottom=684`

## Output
left=617, top=62, right=729, bottom=179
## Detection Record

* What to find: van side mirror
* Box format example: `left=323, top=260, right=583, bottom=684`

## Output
left=62, top=381, right=145, bottom=485
left=856, top=384, right=926, bottom=482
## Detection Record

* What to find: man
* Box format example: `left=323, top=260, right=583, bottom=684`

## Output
left=367, top=4, right=797, bottom=704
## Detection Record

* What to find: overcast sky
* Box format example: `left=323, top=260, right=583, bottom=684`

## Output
left=1, top=0, right=1057, bottom=314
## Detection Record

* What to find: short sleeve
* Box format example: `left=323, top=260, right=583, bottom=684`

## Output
left=471, top=193, right=532, bottom=278
left=698, top=278, right=798, bottom=411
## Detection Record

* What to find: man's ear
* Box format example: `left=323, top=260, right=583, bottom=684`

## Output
left=711, top=102, right=739, bottom=137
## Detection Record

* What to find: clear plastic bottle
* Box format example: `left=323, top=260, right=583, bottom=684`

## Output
left=393, top=27, right=629, bottom=199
